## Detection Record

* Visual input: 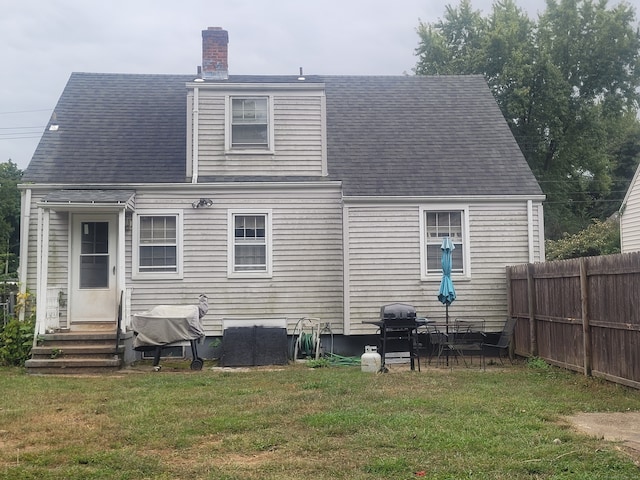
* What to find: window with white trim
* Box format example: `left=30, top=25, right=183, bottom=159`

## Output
left=421, top=209, right=468, bottom=276
left=134, top=212, right=183, bottom=278
left=230, top=97, right=269, bottom=149
left=228, top=211, right=272, bottom=276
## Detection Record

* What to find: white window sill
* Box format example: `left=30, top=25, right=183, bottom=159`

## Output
left=225, top=148, right=275, bottom=156
left=132, top=272, right=184, bottom=281
left=227, top=272, right=272, bottom=279
left=422, top=274, right=471, bottom=282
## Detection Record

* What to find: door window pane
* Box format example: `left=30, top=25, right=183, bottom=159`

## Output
left=80, top=222, right=109, bottom=289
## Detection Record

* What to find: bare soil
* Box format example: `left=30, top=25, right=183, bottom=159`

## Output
left=563, top=412, right=640, bottom=463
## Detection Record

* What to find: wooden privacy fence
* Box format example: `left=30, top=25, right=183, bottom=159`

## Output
left=507, top=252, right=640, bottom=389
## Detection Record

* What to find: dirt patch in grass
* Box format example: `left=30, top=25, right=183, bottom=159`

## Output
left=563, top=412, right=640, bottom=463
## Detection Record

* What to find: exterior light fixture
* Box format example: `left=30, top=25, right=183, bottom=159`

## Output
left=192, top=198, right=213, bottom=208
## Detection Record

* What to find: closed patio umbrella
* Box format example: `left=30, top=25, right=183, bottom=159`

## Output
left=437, top=236, right=456, bottom=335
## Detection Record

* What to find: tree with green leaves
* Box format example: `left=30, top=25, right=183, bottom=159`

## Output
left=0, top=160, right=22, bottom=278
left=545, top=218, right=620, bottom=260
left=415, top=0, right=640, bottom=239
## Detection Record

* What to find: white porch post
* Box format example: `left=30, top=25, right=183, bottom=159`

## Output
left=18, top=188, right=31, bottom=321
left=35, top=207, right=50, bottom=335
left=118, top=209, right=127, bottom=333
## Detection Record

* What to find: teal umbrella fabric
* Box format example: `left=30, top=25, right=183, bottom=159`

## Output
left=437, top=237, right=456, bottom=306
left=437, top=237, right=456, bottom=333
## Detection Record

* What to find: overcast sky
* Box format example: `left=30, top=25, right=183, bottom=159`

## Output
left=1, top=0, right=549, bottom=170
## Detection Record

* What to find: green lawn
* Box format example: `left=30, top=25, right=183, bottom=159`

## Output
left=1, top=360, right=639, bottom=479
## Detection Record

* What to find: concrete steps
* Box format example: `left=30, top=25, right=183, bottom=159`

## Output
left=25, top=330, right=132, bottom=375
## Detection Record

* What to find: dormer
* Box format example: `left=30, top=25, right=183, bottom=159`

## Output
left=186, top=28, right=327, bottom=182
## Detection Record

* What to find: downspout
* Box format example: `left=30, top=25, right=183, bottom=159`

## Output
left=527, top=200, right=535, bottom=263
left=18, top=189, right=31, bottom=321
left=191, top=86, right=200, bottom=184
left=342, top=204, right=350, bottom=335
left=538, top=203, right=545, bottom=261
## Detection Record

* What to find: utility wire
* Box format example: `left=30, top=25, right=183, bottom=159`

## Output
left=0, top=109, right=51, bottom=115
left=0, top=136, right=42, bottom=141
left=0, top=126, right=45, bottom=130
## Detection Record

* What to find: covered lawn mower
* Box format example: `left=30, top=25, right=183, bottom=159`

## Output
left=131, top=294, right=208, bottom=371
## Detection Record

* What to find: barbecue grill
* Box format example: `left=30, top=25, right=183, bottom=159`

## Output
left=132, top=295, right=208, bottom=371
left=376, top=303, right=419, bottom=371
left=380, top=303, right=417, bottom=326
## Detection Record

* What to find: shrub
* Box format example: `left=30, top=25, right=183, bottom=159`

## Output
left=545, top=218, right=620, bottom=261
left=0, top=317, right=35, bottom=366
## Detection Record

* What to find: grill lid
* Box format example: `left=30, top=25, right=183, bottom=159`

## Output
left=380, top=303, right=417, bottom=322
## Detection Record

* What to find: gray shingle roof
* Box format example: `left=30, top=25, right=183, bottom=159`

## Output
left=24, top=72, right=542, bottom=197
left=24, top=73, right=191, bottom=183
left=319, top=75, right=542, bottom=196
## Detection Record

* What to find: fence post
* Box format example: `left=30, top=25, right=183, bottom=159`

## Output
left=506, top=267, right=512, bottom=317
left=580, top=257, right=592, bottom=376
left=527, top=263, right=538, bottom=356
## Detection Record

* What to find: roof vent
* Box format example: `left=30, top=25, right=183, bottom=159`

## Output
left=49, top=112, right=59, bottom=131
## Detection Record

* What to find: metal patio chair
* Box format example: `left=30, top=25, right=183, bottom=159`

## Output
left=482, top=317, right=517, bottom=366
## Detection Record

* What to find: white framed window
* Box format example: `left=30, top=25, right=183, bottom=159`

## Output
left=419, top=206, right=470, bottom=279
left=226, top=96, right=274, bottom=152
left=228, top=210, right=272, bottom=277
left=133, top=210, right=183, bottom=279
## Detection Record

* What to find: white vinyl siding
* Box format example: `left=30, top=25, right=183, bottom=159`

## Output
left=621, top=170, right=640, bottom=253
left=122, top=186, right=343, bottom=336
left=43, top=209, right=70, bottom=326
left=345, top=201, right=544, bottom=334
left=191, top=89, right=325, bottom=177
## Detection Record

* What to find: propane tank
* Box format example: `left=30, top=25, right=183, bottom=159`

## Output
left=361, top=345, right=382, bottom=372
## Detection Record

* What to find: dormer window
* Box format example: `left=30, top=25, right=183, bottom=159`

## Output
left=230, top=97, right=270, bottom=149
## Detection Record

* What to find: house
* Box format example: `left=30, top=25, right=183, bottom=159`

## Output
left=19, top=27, right=545, bottom=371
left=620, top=162, right=640, bottom=253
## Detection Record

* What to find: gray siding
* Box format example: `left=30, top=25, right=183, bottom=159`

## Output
left=621, top=175, right=640, bottom=253
left=23, top=192, right=70, bottom=325
left=345, top=201, right=544, bottom=333
left=194, top=90, right=324, bottom=177
left=128, top=185, right=343, bottom=335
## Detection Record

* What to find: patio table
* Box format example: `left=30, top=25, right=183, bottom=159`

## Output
left=422, top=320, right=486, bottom=367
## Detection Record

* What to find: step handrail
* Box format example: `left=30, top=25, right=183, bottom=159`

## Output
left=115, top=290, right=123, bottom=354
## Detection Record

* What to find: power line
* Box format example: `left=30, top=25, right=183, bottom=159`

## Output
left=0, top=135, right=42, bottom=140
left=0, top=126, right=45, bottom=130
left=0, top=131, right=43, bottom=136
left=0, top=109, right=51, bottom=115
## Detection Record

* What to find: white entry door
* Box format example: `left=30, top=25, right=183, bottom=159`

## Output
left=69, top=214, right=118, bottom=325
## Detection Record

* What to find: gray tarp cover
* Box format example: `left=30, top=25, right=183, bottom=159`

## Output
left=132, top=305, right=205, bottom=348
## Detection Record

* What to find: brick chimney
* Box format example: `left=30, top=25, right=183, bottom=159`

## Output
left=201, top=27, right=228, bottom=80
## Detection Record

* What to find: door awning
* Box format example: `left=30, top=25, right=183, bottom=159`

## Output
left=40, top=189, right=136, bottom=211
